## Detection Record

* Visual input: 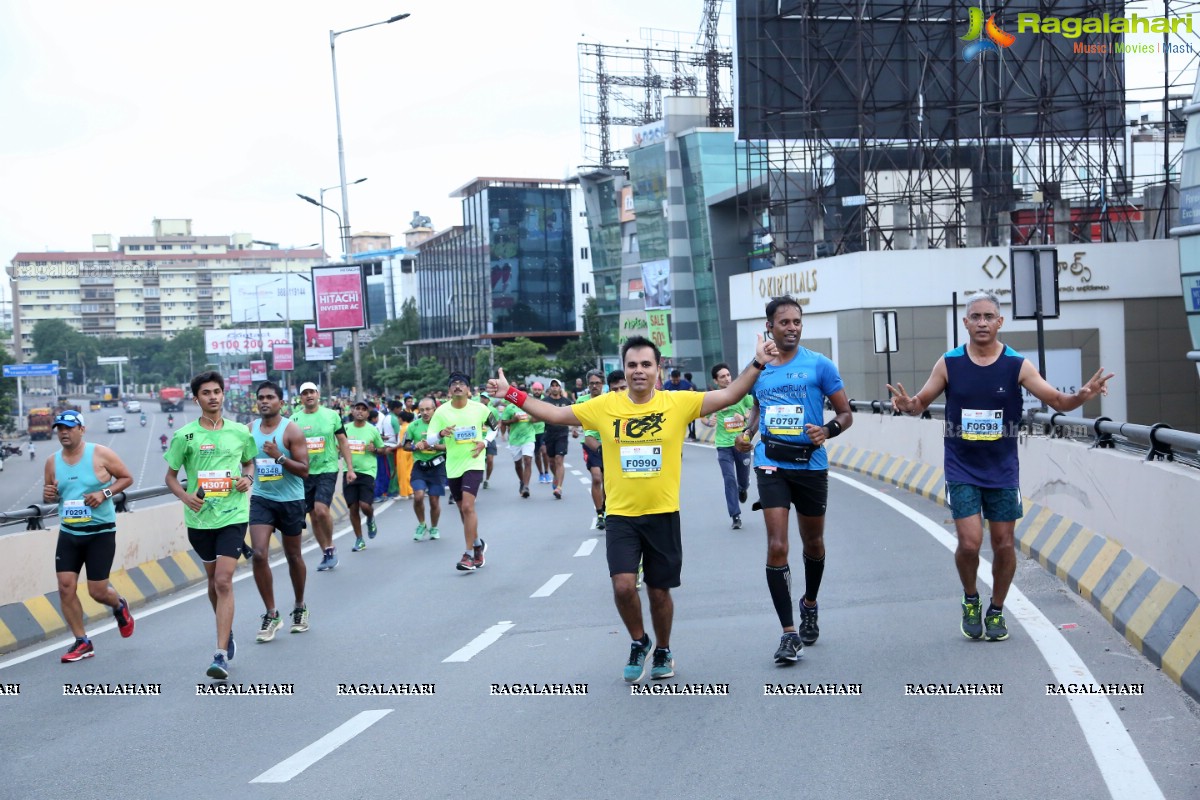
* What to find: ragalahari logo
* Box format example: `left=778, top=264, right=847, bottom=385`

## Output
left=961, top=8, right=1016, bottom=61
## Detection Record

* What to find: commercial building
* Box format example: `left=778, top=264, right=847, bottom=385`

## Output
left=6, top=219, right=324, bottom=361
left=409, top=178, right=587, bottom=373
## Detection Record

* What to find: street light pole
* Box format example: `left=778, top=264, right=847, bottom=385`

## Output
left=317, top=178, right=366, bottom=258
left=330, top=12, right=409, bottom=400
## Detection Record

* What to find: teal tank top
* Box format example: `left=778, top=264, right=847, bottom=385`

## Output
left=55, top=443, right=116, bottom=535
left=252, top=419, right=304, bottom=502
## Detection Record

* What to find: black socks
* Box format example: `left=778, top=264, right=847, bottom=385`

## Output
left=766, top=564, right=794, bottom=628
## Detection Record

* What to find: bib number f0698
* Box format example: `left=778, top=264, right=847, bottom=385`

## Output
left=961, top=408, right=1003, bottom=441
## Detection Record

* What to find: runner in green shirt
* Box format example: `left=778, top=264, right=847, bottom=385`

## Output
left=344, top=400, right=385, bottom=552
left=292, top=381, right=356, bottom=571
left=427, top=372, right=498, bottom=572
left=500, top=399, right=537, bottom=498
left=573, top=369, right=608, bottom=528
left=404, top=397, right=448, bottom=541
left=528, top=381, right=549, bottom=484
left=702, top=362, right=755, bottom=529
left=164, top=371, right=257, bottom=681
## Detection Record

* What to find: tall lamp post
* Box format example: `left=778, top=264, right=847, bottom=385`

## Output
left=329, top=12, right=409, bottom=400
left=315, top=178, right=366, bottom=257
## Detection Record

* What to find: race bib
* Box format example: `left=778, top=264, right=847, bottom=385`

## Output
left=962, top=408, right=1003, bottom=441
left=514, top=411, right=530, bottom=422
left=197, top=470, right=233, bottom=497
left=305, top=437, right=325, bottom=454
left=62, top=499, right=91, bottom=524
left=620, top=445, right=662, bottom=477
left=454, top=426, right=477, bottom=442
left=255, top=458, right=283, bottom=481
left=348, top=440, right=367, bottom=454
left=764, top=405, right=804, bottom=436
left=723, top=415, right=744, bottom=432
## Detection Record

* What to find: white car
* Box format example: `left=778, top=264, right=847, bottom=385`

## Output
left=125, top=400, right=142, bottom=414
left=106, top=415, right=126, bottom=433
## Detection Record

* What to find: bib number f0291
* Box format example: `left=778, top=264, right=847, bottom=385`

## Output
left=62, top=499, right=92, bottom=524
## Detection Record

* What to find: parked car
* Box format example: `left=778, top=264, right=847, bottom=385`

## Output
left=106, top=415, right=126, bottom=433
left=124, top=400, right=142, bottom=414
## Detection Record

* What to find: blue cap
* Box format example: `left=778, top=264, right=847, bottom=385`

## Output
left=53, top=410, right=85, bottom=429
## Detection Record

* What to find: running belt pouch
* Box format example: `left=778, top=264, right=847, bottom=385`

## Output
left=763, top=435, right=814, bottom=464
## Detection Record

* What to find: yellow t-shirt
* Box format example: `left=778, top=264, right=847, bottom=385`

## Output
left=571, top=390, right=704, bottom=517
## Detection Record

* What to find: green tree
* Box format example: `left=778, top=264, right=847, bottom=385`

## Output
left=482, top=337, right=554, bottom=386
left=375, top=356, right=448, bottom=399
left=397, top=297, right=419, bottom=342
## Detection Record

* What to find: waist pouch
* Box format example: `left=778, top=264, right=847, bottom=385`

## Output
left=416, top=456, right=445, bottom=468
left=763, top=435, right=815, bottom=464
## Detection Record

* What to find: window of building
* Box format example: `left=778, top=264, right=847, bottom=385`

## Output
left=581, top=282, right=591, bottom=294
left=128, top=245, right=140, bottom=251
left=580, top=247, right=589, bottom=260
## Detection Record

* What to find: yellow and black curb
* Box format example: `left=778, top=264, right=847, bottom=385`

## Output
left=827, top=443, right=1200, bottom=704
left=0, top=493, right=350, bottom=655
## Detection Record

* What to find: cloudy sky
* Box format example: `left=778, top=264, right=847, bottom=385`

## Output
left=0, top=0, right=720, bottom=272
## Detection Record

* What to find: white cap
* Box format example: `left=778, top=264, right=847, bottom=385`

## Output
left=299, top=382, right=320, bottom=394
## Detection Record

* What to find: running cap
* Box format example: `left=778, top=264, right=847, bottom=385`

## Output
left=448, top=371, right=471, bottom=386
left=53, top=410, right=85, bottom=429
left=549, top=379, right=562, bottom=387
left=352, top=399, right=370, bottom=409
left=299, top=382, right=320, bottom=394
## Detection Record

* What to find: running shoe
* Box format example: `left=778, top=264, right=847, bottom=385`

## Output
left=448, top=495, right=455, bottom=505
left=984, top=609, right=1009, bottom=641
left=596, top=512, right=606, bottom=531
left=457, top=552, right=476, bottom=571
left=739, top=488, right=748, bottom=503
left=317, top=549, right=335, bottom=571
left=290, top=606, right=309, bottom=633
left=539, top=473, right=549, bottom=484
left=429, top=527, right=440, bottom=540
left=114, top=597, right=135, bottom=638
left=256, top=611, right=282, bottom=643
left=774, top=633, right=803, bottom=664
left=206, top=653, right=229, bottom=680
left=367, top=518, right=378, bottom=539
left=799, top=602, right=820, bottom=645
left=961, top=596, right=984, bottom=640
left=520, top=484, right=530, bottom=498
left=473, top=539, right=488, bottom=569
left=624, top=636, right=653, bottom=683
left=731, top=515, right=742, bottom=530
left=414, top=523, right=428, bottom=541
left=482, top=480, right=489, bottom=490
left=226, top=632, right=236, bottom=662
left=352, top=538, right=366, bottom=552
left=553, top=486, right=562, bottom=500
left=61, top=638, right=94, bottom=663
left=650, top=648, right=675, bottom=680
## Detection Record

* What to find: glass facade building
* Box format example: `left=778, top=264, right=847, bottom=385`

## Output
left=411, top=178, right=577, bottom=372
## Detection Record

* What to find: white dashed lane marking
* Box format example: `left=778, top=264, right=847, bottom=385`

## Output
left=443, top=621, right=516, bottom=662
left=530, top=573, right=572, bottom=598
left=574, top=539, right=598, bottom=557
left=251, top=710, right=393, bottom=783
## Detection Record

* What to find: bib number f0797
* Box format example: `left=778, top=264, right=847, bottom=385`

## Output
left=764, top=405, right=804, bottom=436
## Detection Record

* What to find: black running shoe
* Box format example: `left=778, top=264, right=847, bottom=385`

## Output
left=596, top=512, right=606, bottom=530
left=798, top=602, right=819, bottom=645
left=731, top=515, right=742, bottom=530
left=738, top=489, right=748, bottom=503
left=774, top=633, right=803, bottom=664
left=961, top=596, right=984, bottom=640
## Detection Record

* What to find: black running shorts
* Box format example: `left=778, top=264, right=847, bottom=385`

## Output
left=54, top=531, right=117, bottom=580
left=249, top=495, right=307, bottom=537
left=343, top=473, right=376, bottom=506
left=543, top=429, right=569, bottom=457
left=755, top=468, right=829, bottom=517
left=605, top=512, right=682, bottom=589
left=303, top=471, right=338, bottom=513
left=448, top=469, right=484, bottom=503
left=188, top=523, right=249, bottom=563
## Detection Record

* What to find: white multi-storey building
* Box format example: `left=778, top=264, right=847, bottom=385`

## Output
left=6, top=219, right=326, bottom=361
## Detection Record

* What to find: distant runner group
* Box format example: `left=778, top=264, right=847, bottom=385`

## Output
left=38, top=291, right=1115, bottom=684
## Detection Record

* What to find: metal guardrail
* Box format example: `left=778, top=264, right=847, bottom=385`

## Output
left=843, top=398, right=1200, bottom=470
left=0, top=485, right=174, bottom=532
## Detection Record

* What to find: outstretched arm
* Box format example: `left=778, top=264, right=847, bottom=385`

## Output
left=699, top=334, right=776, bottom=416
left=888, top=358, right=949, bottom=416
left=1020, top=362, right=1113, bottom=413
left=486, top=371, right=582, bottom=427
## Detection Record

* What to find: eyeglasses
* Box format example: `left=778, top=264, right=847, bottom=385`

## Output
left=967, top=313, right=999, bottom=323
left=587, top=380, right=603, bottom=386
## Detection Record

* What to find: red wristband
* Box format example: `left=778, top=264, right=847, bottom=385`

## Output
left=505, top=387, right=528, bottom=406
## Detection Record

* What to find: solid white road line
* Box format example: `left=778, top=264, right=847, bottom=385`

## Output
left=832, top=472, right=1165, bottom=800
left=530, top=573, right=572, bottom=598
left=0, top=512, right=377, bottom=670
left=443, top=620, right=516, bottom=662
left=574, top=538, right=598, bottom=557
left=250, top=709, right=393, bottom=783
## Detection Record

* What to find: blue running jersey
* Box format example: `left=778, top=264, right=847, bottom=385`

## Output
left=751, top=347, right=845, bottom=471
left=943, top=345, right=1026, bottom=488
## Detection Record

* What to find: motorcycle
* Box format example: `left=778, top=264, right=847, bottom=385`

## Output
left=140, top=415, right=147, bottom=427
left=1, top=443, right=22, bottom=458
left=167, top=416, right=175, bottom=428
left=160, top=438, right=168, bottom=452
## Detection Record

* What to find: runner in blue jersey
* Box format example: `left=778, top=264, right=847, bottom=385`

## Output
left=735, top=295, right=853, bottom=665
left=249, top=381, right=311, bottom=642
left=889, top=290, right=1114, bottom=642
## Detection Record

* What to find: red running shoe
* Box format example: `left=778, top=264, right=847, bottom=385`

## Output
left=114, top=597, right=134, bottom=638
left=62, top=639, right=94, bottom=663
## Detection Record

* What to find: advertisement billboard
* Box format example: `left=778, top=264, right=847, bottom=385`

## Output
left=641, top=259, right=672, bottom=310
left=250, top=360, right=268, bottom=382
left=303, top=324, right=334, bottom=361
left=237, top=368, right=252, bottom=387
left=312, top=265, right=368, bottom=331
left=273, top=344, right=294, bottom=371
left=204, top=328, right=293, bottom=356
left=228, top=274, right=314, bottom=325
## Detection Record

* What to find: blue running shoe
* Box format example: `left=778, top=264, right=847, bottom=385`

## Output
left=624, top=636, right=653, bottom=683
left=650, top=648, right=675, bottom=679
left=352, top=538, right=366, bottom=552
left=367, top=518, right=378, bottom=539
left=207, top=653, right=229, bottom=680
left=226, top=632, right=235, bottom=662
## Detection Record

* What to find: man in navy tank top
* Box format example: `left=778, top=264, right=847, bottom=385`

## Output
left=42, top=410, right=136, bottom=662
left=889, top=291, right=1114, bottom=642
left=735, top=296, right=854, bottom=665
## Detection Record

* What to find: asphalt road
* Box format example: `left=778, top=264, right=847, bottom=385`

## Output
left=0, top=395, right=190, bottom=525
left=1, top=441, right=1197, bottom=799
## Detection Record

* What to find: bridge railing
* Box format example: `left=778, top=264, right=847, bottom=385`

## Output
left=0, top=485, right=174, bottom=533
left=843, top=399, right=1200, bottom=471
